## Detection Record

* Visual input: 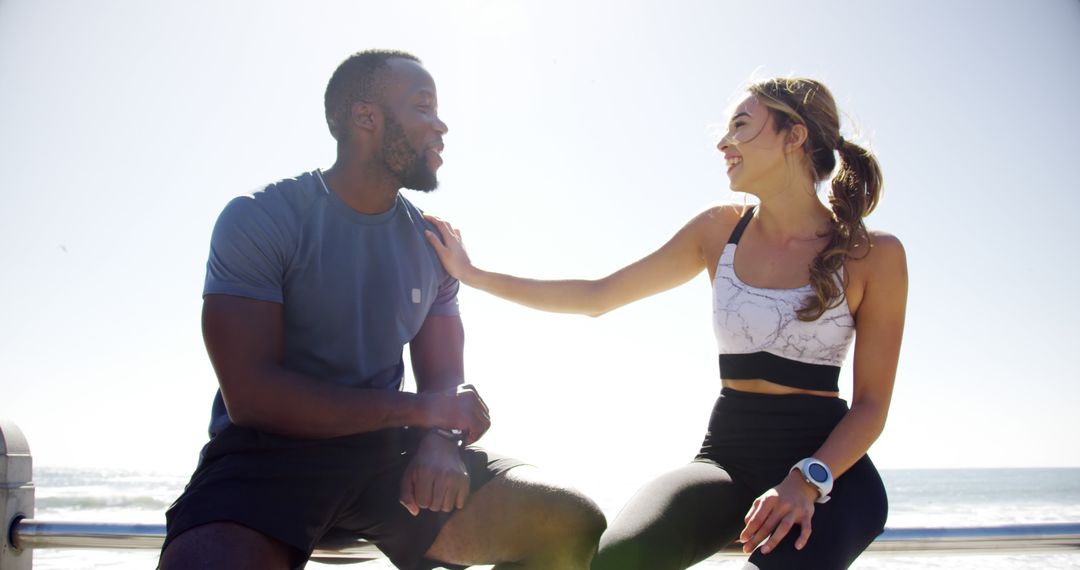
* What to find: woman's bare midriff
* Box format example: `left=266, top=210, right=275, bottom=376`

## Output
left=721, top=378, right=839, bottom=398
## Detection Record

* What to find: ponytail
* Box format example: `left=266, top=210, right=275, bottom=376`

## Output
left=797, top=137, right=883, bottom=321
left=748, top=78, right=884, bottom=321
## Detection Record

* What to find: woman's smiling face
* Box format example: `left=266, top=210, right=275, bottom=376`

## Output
left=717, top=94, right=793, bottom=196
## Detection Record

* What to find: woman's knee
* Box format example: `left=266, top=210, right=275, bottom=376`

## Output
left=745, top=499, right=886, bottom=569
left=593, top=529, right=687, bottom=570
left=593, top=462, right=749, bottom=570
left=593, top=507, right=702, bottom=570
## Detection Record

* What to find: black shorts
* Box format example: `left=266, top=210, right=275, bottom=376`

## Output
left=163, top=425, right=525, bottom=570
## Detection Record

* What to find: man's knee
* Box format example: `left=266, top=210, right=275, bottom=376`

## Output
left=426, top=466, right=605, bottom=568
left=160, top=521, right=296, bottom=570
left=550, top=486, right=607, bottom=552
left=507, top=467, right=606, bottom=547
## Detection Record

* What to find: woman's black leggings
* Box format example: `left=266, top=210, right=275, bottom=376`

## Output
left=592, top=388, right=888, bottom=570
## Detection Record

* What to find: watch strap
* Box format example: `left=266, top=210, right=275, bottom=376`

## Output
left=792, top=457, right=833, bottom=504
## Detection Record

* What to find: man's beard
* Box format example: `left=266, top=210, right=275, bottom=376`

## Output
left=380, top=111, right=438, bottom=192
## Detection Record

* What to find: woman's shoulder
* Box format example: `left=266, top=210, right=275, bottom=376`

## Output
left=867, top=229, right=905, bottom=260
left=849, top=229, right=907, bottom=278
left=698, top=202, right=754, bottom=219
left=688, top=203, right=751, bottom=233
left=685, top=203, right=753, bottom=261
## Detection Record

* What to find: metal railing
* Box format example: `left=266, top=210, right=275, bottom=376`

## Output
left=8, top=519, right=380, bottom=561
left=4, top=418, right=1080, bottom=568
left=9, top=518, right=1080, bottom=558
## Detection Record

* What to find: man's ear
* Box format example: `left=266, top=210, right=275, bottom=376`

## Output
left=785, top=123, right=809, bottom=152
left=351, top=101, right=378, bottom=132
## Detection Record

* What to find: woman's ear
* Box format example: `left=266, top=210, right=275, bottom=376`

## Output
left=785, top=123, right=809, bottom=153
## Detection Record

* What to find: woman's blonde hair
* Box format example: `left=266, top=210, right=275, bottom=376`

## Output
left=747, top=78, right=883, bottom=321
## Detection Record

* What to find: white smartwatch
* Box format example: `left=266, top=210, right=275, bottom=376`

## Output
left=792, top=457, right=833, bottom=504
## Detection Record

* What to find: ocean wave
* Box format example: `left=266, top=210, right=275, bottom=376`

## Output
left=34, top=494, right=172, bottom=511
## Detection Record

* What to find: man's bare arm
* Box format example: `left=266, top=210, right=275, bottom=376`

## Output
left=399, top=312, right=490, bottom=515
left=408, top=313, right=490, bottom=441
left=203, top=294, right=487, bottom=439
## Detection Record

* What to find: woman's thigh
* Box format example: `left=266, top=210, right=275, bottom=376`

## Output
left=593, top=460, right=756, bottom=570
left=745, top=455, right=888, bottom=570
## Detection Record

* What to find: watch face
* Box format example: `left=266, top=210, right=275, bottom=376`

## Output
left=808, top=463, right=829, bottom=483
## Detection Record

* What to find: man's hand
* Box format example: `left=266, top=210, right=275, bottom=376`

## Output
left=420, top=384, right=490, bottom=445
left=399, top=431, right=471, bottom=516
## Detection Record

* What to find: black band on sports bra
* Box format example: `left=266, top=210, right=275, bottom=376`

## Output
left=719, top=352, right=841, bottom=392
left=726, top=206, right=756, bottom=245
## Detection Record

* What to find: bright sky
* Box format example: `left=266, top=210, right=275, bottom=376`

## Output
left=2, top=0, right=1079, bottom=512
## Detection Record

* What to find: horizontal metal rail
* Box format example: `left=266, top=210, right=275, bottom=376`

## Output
left=8, top=518, right=383, bottom=560
left=864, top=523, right=1080, bottom=555
left=10, top=518, right=1080, bottom=558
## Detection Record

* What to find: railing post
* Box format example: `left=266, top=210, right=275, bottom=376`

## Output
left=1, top=419, right=33, bottom=570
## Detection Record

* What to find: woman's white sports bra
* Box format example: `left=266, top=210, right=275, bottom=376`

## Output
left=712, top=206, right=855, bottom=392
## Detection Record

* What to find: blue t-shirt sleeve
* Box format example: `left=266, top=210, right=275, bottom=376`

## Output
left=411, top=202, right=461, bottom=317
left=428, top=271, right=460, bottom=316
left=203, top=195, right=289, bottom=303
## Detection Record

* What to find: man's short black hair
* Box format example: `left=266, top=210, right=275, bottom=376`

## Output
left=324, top=49, right=421, bottom=142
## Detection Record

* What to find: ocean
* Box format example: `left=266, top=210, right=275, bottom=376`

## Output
left=24, top=467, right=1080, bottom=569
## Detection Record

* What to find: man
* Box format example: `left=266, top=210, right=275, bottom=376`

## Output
left=160, top=50, right=605, bottom=570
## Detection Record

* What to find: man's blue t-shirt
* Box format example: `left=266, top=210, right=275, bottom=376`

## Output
left=203, top=170, right=459, bottom=435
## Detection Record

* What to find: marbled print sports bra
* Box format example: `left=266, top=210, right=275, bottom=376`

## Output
left=712, top=206, right=855, bottom=392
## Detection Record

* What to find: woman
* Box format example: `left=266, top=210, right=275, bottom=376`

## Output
left=425, top=77, right=907, bottom=570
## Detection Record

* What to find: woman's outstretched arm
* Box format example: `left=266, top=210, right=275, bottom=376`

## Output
left=424, top=210, right=722, bottom=317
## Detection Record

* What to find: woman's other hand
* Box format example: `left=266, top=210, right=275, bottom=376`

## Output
left=738, top=469, right=819, bottom=555
left=424, top=214, right=475, bottom=282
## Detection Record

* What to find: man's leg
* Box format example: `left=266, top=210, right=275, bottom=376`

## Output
left=160, top=426, right=405, bottom=570
left=159, top=522, right=298, bottom=570
left=425, top=466, right=606, bottom=570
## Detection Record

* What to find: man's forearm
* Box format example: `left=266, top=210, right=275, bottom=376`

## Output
left=416, top=373, right=465, bottom=394
left=221, top=366, right=438, bottom=439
